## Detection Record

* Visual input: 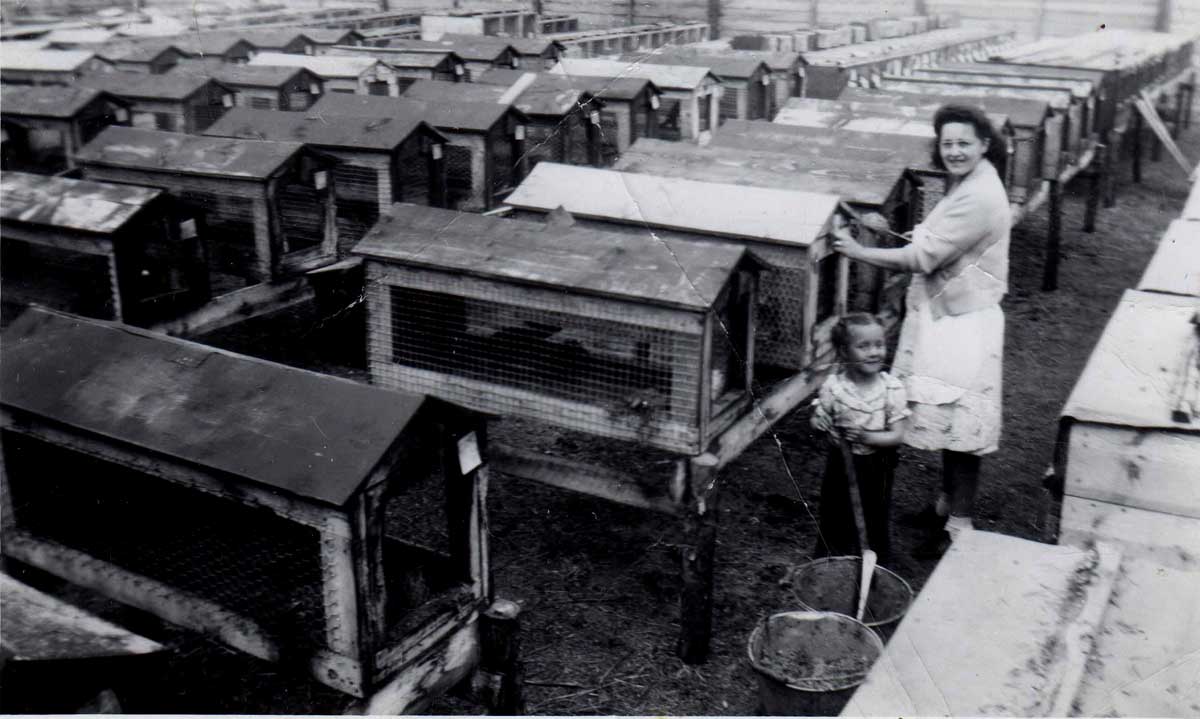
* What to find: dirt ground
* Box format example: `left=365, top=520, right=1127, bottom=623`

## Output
left=8, top=126, right=1195, bottom=716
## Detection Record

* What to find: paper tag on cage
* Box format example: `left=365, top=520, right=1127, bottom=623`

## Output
left=649, top=94, right=660, bottom=110
left=589, top=110, right=600, bottom=125
left=457, top=432, right=482, bottom=474
left=455, top=64, right=464, bottom=76
left=431, top=143, right=443, bottom=160
left=515, top=125, right=526, bottom=140
left=310, top=82, right=321, bottom=94
left=179, top=218, right=197, bottom=239
left=222, top=94, right=234, bottom=107
left=313, top=170, right=328, bottom=190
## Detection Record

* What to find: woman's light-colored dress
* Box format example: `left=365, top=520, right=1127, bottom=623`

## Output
left=891, top=159, right=1011, bottom=456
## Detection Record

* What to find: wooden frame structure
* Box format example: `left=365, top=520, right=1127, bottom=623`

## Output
left=620, top=52, right=774, bottom=123
left=76, top=126, right=339, bottom=287
left=310, top=92, right=529, bottom=212
left=0, top=172, right=209, bottom=328
left=171, top=62, right=326, bottom=112
left=75, top=71, right=234, bottom=134
left=0, top=307, right=522, bottom=714
left=504, top=162, right=850, bottom=372
left=355, top=37, right=518, bottom=80
left=351, top=200, right=823, bottom=661
left=0, top=85, right=130, bottom=174
left=545, top=22, right=710, bottom=58
left=204, top=107, right=448, bottom=250
left=323, top=47, right=466, bottom=85
left=469, top=71, right=606, bottom=167
left=552, top=58, right=721, bottom=141
left=248, top=52, right=403, bottom=96
left=0, top=48, right=113, bottom=85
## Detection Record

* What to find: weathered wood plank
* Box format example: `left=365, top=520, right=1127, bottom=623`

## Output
left=362, top=612, right=480, bottom=714
left=1065, top=423, right=1200, bottom=518
left=1060, top=496, right=1200, bottom=570
left=150, top=277, right=315, bottom=338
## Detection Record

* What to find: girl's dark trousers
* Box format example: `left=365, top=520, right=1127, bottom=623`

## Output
left=814, top=447, right=897, bottom=565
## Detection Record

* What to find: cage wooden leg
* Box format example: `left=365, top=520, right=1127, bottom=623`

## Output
left=1131, top=109, right=1143, bottom=184
left=1042, top=179, right=1062, bottom=293
left=1103, top=130, right=1119, bottom=208
left=1151, top=109, right=1163, bottom=163
left=1174, top=86, right=1186, bottom=139
left=1082, top=144, right=1105, bottom=234
left=1186, top=77, right=1195, bottom=130
left=476, top=598, right=524, bottom=715
left=677, top=455, right=720, bottom=664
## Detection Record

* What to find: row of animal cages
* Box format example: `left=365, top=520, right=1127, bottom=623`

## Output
left=0, top=305, right=519, bottom=714
left=992, top=29, right=1198, bottom=111
left=796, top=27, right=1018, bottom=100
left=545, top=22, right=710, bottom=59
left=1054, top=178, right=1200, bottom=568
left=418, top=9, right=539, bottom=40
left=729, top=12, right=962, bottom=53
left=538, top=14, right=578, bottom=35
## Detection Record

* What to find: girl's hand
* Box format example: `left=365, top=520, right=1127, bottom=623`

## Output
left=841, top=427, right=865, bottom=444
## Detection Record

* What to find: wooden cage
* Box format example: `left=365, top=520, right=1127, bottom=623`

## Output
left=203, top=107, right=448, bottom=251
left=0, top=85, right=130, bottom=174
left=0, top=307, right=520, bottom=714
left=552, top=58, right=721, bottom=141
left=358, top=37, right=517, bottom=80
left=310, top=92, right=527, bottom=211
left=75, top=71, right=233, bottom=135
left=471, top=70, right=605, bottom=167
left=323, top=47, right=465, bottom=86
left=504, top=162, right=866, bottom=373
left=355, top=203, right=761, bottom=455
left=76, top=126, right=339, bottom=289
left=248, top=53, right=402, bottom=96
left=0, top=172, right=209, bottom=328
left=172, top=62, right=326, bottom=112
left=620, top=53, right=775, bottom=123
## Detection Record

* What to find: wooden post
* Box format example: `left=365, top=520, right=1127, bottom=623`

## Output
left=1131, top=107, right=1143, bottom=184
left=1155, top=0, right=1173, bottom=32
left=1042, top=179, right=1062, bottom=292
left=1103, top=130, right=1118, bottom=208
left=350, top=484, right=388, bottom=678
left=1173, top=86, right=1186, bottom=138
left=677, top=454, right=720, bottom=664
left=1082, top=144, right=1105, bottom=234
left=477, top=599, right=524, bottom=714
left=707, top=0, right=721, bottom=39
left=1186, top=73, right=1195, bottom=130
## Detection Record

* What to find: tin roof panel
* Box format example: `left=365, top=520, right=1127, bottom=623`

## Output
left=309, top=92, right=513, bottom=133
left=0, top=84, right=112, bottom=118
left=204, top=107, right=438, bottom=151
left=0, top=171, right=162, bottom=234
left=248, top=51, right=381, bottom=79
left=619, top=51, right=768, bottom=80
left=551, top=58, right=716, bottom=91
left=0, top=48, right=98, bottom=72
left=507, top=162, right=840, bottom=246
left=1137, top=220, right=1200, bottom=297
left=75, top=126, right=303, bottom=179
left=354, top=203, right=751, bottom=310
left=0, top=308, right=427, bottom=506
left=76, top=70, right=217, bottom=101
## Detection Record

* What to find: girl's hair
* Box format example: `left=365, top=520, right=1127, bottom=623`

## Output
left=831, top=312, right=885, bottom=357
left=929, top=103, right=1008, bottom=171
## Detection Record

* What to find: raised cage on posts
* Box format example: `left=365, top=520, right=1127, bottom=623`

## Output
left=0, top=308, right=504, bottom=712
left=355, top=204, right=761, bottom=455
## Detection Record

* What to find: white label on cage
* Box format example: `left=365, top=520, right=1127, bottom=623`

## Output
left=306, top=46, right=314, bottom=54
left=180, top=218, right=197, bottom=239
left=313, top=170, right=328, bottom=189
left=115, top=107, right=129, bottom=122
left=458, top=432, right=482, bottom=474
left=432, top=143, right=443, bottom=159
left=650, top=94, right=660, bottom=109
left=590, top=110, right=600, bottom=125
left=761, top=74, right=770, bottom=86
left=515, top=125, right=526, bottom=140
left=222, top=94, right=234, bottom=107
left=849, top=69, right=859, bottom=84
left=511, top=56, right=519, bottom=68
left=455, top=64, right=464, bottom=76
left=310, top=82, right=320, bottom=94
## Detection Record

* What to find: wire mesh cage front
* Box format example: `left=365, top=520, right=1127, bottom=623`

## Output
left=179, top=189, right=258, bottom=287
left=367, top=270, right=705, bottom=453
left=334, top=163, right=382, bottom=254
left=2, top=431, right=331, bottom=653
left=277, top=180, right=328, bottom=253
left=0, top=239, right=116, bottom=320
left=444, top=144, right=475, bottom=208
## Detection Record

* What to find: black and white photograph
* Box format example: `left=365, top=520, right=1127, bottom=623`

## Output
left=0, top=0, right=1197, bottom=714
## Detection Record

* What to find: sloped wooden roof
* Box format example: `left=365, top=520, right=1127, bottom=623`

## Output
left=353, top=203, right=754, bottom=311
left=203, top=107, right=443, bottom=152
left=1, top=171, right=162, bottom=235
left=0, top=308, right=428, bottom=507
left=76, top=126, right=304, bottom=180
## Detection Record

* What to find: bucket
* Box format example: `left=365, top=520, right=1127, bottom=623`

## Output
left=787, top=557, right=914, bottom=638
left=747, top=611, right=883, bottom=716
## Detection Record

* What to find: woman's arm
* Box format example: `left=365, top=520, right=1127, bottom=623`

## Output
left=831, top=235, right=922, bottom=272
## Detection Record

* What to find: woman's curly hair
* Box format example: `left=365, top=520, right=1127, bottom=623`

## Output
left=929, top=103, right=1008, bottom=172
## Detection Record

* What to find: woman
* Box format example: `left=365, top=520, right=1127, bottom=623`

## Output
left=831, top=103, right=1011, bottom=553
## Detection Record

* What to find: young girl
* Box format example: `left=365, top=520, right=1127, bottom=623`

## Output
left=812, top=313, right=909, bottom=564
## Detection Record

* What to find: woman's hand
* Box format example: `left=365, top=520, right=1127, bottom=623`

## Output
left=831, top=232, right=865, bottom=260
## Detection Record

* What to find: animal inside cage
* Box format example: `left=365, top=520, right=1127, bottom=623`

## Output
left=355, top=204, right=761, bottom=455
left=0, top=308, right=510, bottom=713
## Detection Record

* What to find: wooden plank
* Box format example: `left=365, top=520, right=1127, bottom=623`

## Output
left=1138, top=219, right=1200, bottom=296
left=150, top=276, right=315, bottom=338
left=845, top=531, right=1122, bottom=716
left=1064, top=423, right=1200, bottom=518
left=373, top=588, right=478, bottom=679
left=488, top=442, right=678, bottom=514
left=1060, top=496, right=1200, bottom=571
left=360, top=614, right=479, bottom=714
left=677, top=454, right=719, bottom=664
left=351, top=483, right=387, bottom=676
left=321, top=516, right=362, bottom=658
left=707, top=368, right=822, bottom=468
left=0, top=572, right=165, bottom=660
